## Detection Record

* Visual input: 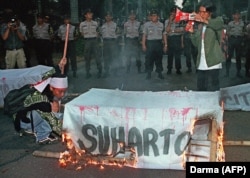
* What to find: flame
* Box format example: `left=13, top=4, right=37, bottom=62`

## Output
left=58, top=132, right=137, bottom=170
left=216, top=123, right=225, bottom=162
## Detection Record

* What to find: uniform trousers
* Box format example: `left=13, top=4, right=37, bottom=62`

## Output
left=61, top=40, right=77, bottom=75
left=167, top=35, right=182, bottom=71
left=145, top=40, right=163, bottom=73
left=103, top=39, right=117, bottom=74
left=125, top=38, right=141, bottom=70
left=34, top=39, right=53, bottom=66
left=226, top=36, right=243, bottom=73
left=84, top=38, right=102, bottom=74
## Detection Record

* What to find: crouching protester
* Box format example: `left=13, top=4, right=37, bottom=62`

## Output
left=7, top=66, right=68, bottom=144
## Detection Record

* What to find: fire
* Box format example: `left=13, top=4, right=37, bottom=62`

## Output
left=58, top=133, right=137, bottom=170
left=216, top=123, right=225, bottom=162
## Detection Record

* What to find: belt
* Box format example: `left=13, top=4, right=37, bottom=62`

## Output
left=6, top=47, right=22, bottom=51
left=103, top=38, right=116, bottom=41
left=84, top=37, right=97, bottom=40
left=230, top=35, right=242, bottom=38
left=126, top=37, right=138, bottom=40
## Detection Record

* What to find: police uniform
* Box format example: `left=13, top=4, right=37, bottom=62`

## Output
left=226, top=10, right=245, bottom=77
left=57, top=16, right=78, bottom=77
left=142, top=10, right=164, bottom=79
left=79, top=9, right=102, bottom=78
left=124, top=11, right=141, bottom=73
left=32, top=14, right=54, bottom=66
left=164, top=7, right=184, bottom=75
left=100, top=12, right=118, bottom=77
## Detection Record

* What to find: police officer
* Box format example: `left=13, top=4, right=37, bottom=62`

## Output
left=124, top=10, right=142, bottom=73
left=226, top=10, right=245, bottom=77
left=100, top=11, right=118, bottom=78
left=79, top=9, right=102, bottom=79
left=32, top=13, right=54, bottom=66
left=142, top=9, right=166, bottom=79
left=165, top=7, right=184, bottom=75
left=57, top=15, right=78, bottom=77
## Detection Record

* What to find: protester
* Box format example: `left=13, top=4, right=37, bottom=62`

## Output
left=165, top=7, right=184, bottom=75
left=124, top=10, right=142, bottom=73
left=188, top=0, right=224, bottom=91
left=11, top=60, right=67, bottom=144
left=32, top=13, right=54, bottom=66
left=100, top=11, right=118, bottom=78
left=225, top=10, right=245, bottom=78
left=142, top=9, right=166, bottom=80
left=79, top=8, right=102, bottom=79
left=1, top=14, right=27, bottom=69
left=57, top=15, right=78, bottom=78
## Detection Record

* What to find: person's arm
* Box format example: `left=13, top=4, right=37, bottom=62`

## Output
left=2, top=24, right=11, bottom=40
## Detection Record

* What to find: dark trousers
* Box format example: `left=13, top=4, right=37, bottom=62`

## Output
left=61, top=40, right=77, bottom=75
left=145, top=40, right=163, bottom=73
left=197, top=69, right=220, bottom=91
left=167, top=35, right=182, bottom=71
left=125, top=38, right=141, bottom=69
left=34, top=39, right=53, bottom=66
left=84, top=38, right=102, bottom=74
left=184, top=37, right=197, bottom=69
left=245, top=39, right=250, bottom=76
left=226, top=36, right=243, bottom=73
left=103, top=39, right=117, bottom=73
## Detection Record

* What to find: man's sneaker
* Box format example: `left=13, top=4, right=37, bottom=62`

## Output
left=37, top=134, right=58, bottom=145
left=19, top=129, right=36, bottom=137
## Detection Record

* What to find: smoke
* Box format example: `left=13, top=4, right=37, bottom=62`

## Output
left=174, top=0, right=187, bottom=9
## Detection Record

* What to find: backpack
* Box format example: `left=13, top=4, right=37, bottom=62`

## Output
left=3, top=84, right=36, bottom=116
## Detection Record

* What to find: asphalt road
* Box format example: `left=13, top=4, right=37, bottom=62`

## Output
left=1, top=54, right=250, bottom=178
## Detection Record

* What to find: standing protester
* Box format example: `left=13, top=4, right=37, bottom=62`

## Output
left=1, top=15, right=27, bottom=69
left=32, top=13, right=54, bottom=66
left=225, top=10, right=245, bottom=78
left=79, top=9, right=102, bottom=79
left=165, top=7, right=184, bottom=75
left=188, top=0, right=224, bottom=91
left=100, top=11, right=118, bottom=78
left=142, top=9, right=166, bottom=80
left=245, top=22, right=250, bottom=77
left=58, top=15, right=78, bottom=78
left=124, top=10, right=142, bottom=73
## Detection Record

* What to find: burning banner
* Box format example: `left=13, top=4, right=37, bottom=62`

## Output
left=60, top=88, right=224, bottom=170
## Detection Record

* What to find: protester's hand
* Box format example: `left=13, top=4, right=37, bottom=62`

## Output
left=163, top=45, right=168, bottom=53
left=51, top=100, right=60, bottom=113
left=142, top=44, right=147, bottom=52
left=58, top=57, right=67, bottom=74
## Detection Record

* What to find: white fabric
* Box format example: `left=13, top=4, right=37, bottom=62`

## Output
left=0, top=65, right=53, bottom=107
left=63, top=88, right=223, bottom=170
left=50, top=77, right=68, bottom=89
left=33, top=78, right=51, bottom=92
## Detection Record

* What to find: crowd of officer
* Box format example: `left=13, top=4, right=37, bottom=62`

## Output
left=1, top=7, right=250, bottom=83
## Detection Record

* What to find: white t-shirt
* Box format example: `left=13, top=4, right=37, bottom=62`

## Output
left=198, top=25, right=222, bottom=70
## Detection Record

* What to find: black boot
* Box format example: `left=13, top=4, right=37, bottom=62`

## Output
left=158, top=72, right=164, bottom=79
left=137, top=67, right=141, bottom=73
left=85, top=72, right=91, bottom=79
left=146, top=72, right=151, bottom=80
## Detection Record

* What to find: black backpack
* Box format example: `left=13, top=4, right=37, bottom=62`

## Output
left=3, top=84, right=36, bottom=116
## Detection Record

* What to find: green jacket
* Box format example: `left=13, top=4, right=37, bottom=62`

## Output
left=190, top=17, right=225, bottom=68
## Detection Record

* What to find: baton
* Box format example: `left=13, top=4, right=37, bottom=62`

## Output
left=59, top=23, right=70, bottom=74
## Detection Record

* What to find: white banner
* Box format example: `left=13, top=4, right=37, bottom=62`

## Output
left=0, top=65, right=52, bottom=107
left=220, top=83, right=250, bottom=111
left=63, top=89, right=223, bottom=170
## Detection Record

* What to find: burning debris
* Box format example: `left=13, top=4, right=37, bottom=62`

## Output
left=33, top=133, right=137, bottom=171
